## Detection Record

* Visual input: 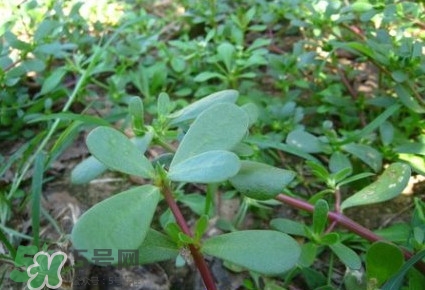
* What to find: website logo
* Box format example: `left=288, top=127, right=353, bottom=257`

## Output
left=10, top=245, right=67, bottom=290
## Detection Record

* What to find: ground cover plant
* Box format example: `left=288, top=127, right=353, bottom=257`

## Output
left=1, top=0, right=425, bottom=289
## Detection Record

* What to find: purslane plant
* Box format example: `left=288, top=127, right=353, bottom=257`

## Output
left=71, top=90, right=423, bottom=289
left=71, top=90, right=300, bottom=289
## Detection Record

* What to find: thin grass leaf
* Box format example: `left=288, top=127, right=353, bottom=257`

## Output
left=382, top=249, right=425, bottom=290
left=340, top=104, right=400, bottom=144
left=27, top=112, right=110, bottom=126
left=31, top=152, right=45, bottom=248
left=0, top=228, right=16, bottom=258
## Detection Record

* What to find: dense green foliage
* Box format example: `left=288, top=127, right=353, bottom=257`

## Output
left=1, top=0, right=425, bottom=289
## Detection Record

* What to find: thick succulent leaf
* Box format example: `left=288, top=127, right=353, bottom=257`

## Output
left=366, top=242, right=403, bottom=287
left=138, top=229, right=179, bottom=264
left=71, top=156, right=108, bottom=184
left=202, top=230, right=300, bottom=275
left=72, top=132, right=154, bottom=184
left=71, top=185, right=160, bottom=264
left=329, top=151, right=352, bottom=174
left=229, top=161, right=295, bottom=200
left=342, top=143, right=382, bottom=172
left=168, top=90, right=238, bottom=125
left=170, top=103, right=248, bottom=167
left=270, top=218, right=307, bottom=237
left=341, top=163, right=411, bottom=211
left=329, top=243, right=361, bottom=270
left=168, top=150, right=240, bottom=183
left=286, top=130, right=323, bottom=153
left=86, top=126, right=154, bottom=178
left=312, top=199, right=329, bottom=236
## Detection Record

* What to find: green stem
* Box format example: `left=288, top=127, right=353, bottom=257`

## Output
left=162, top=183, right=217, bottom=290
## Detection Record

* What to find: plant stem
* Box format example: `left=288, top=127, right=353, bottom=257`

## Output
left=162, top=184, right=217, bottom=290
left=275, top=194, right=425, bottom=274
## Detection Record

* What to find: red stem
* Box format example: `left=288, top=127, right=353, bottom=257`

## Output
left=275, top=194, right=425, bottom=274
left=162, top=185, right=217, bottom=290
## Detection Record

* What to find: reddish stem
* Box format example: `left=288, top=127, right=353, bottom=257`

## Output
left=275, top=194, right=425, bottom=274
left=162, top=184, right=217, bottom=290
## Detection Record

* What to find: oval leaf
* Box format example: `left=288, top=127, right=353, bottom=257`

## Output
left=71, top=156, right=108, bottom=184
left=270, top=218, right=307, bottom=237
left=342, top=143, right=382, bottom=172
left=341, top=163, right=411, bottom=211
left=168, top=150, right=240, bottom=183
left=170, top=103, right=248, bottom=167
left=138, top=229, right=179, bottom=264
left=366, top=242, right=403, bottom=287
left=230, top=161, right=295, bottom=200
left=169, top=90, right=238, bottom=125
left=329, top=151, right=352, bottom=174
left=286, top=130, right=323, bottom=153
left=329, top=243, right=362, bottom=270
left=313, top=199, right=329, bottom=236
left=71, top=185, right=160, bottom=264
left=39, top=69, right=66, bottom=95
left=87, top=126, right=154, bottom=178
left=202, top=230, right=300, bottom=275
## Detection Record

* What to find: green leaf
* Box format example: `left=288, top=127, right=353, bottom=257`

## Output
left=391, top=71, right=408, bottom=83
left=329, top=152, right=352, bottom=174
left=229, top=161, right=295, bottom=200
left=168, top=90, right=238, bottom=125
left=241, top=103, right=259, bottom=126
left=179, top=194, right=213, bottom=216
left=329, top=243, right=362, bottom=270
left=373, top=224, right=410, bottom=243
left=342, top=143, right=382, bottom=172
left=341, top=163, right=411, bottom=210
left=270, top=218, right=307, bottom=237
left=398, top=153, right=425, bottom=175
left=170, top=56, right=186, bottom=73
left=395, top=84, right=425, bottom=113
left=71, top=156, right=108, bottom=184
left=247, top=137, right=320, bottom=163
left=351, top=2, right=374, bottom=13
left=320, top=233, right=339, bottom=245
left=337, top=172, right=375, bottom=187
left=194, top=71, right=225, bottom=82
left=157, top=92, right=172, bottom=117
left=299, top=242, right=318, bottom=267
left=382, top=249, right=425, bottom=290
left=194, top=215, right=209, bottom=241
left=307, top=161, right=329, bottom=181
left=71, top=185, right=160, bottom=264
left=286, top=130, right=323, bottom=153
left=217, top=42, right=235, bottom=71
left=313, top=200, right=329, bottom=236
left=138, top=229, right=179, bottom=264
left=170, top=103, right=248, bottom=167
left=168, top=150, right=240, bottom=183
left=129, top=96, right=144, bottom=135
left=28, top=112, right=110, bottom=126
left=87, top=126, right=155, bottom=178
left=331, top=167, right=353, bottom=185
left=395, top=142, right=425, bottom=156
left=366, top=242, right=403, bottom=287
left=342, top=104, right=400, bottom=144
left=379, top=121, right=394, bottom=146
left=202, top=230, right=300, bottom=275
left=39, top=69, right=66, bottom=95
